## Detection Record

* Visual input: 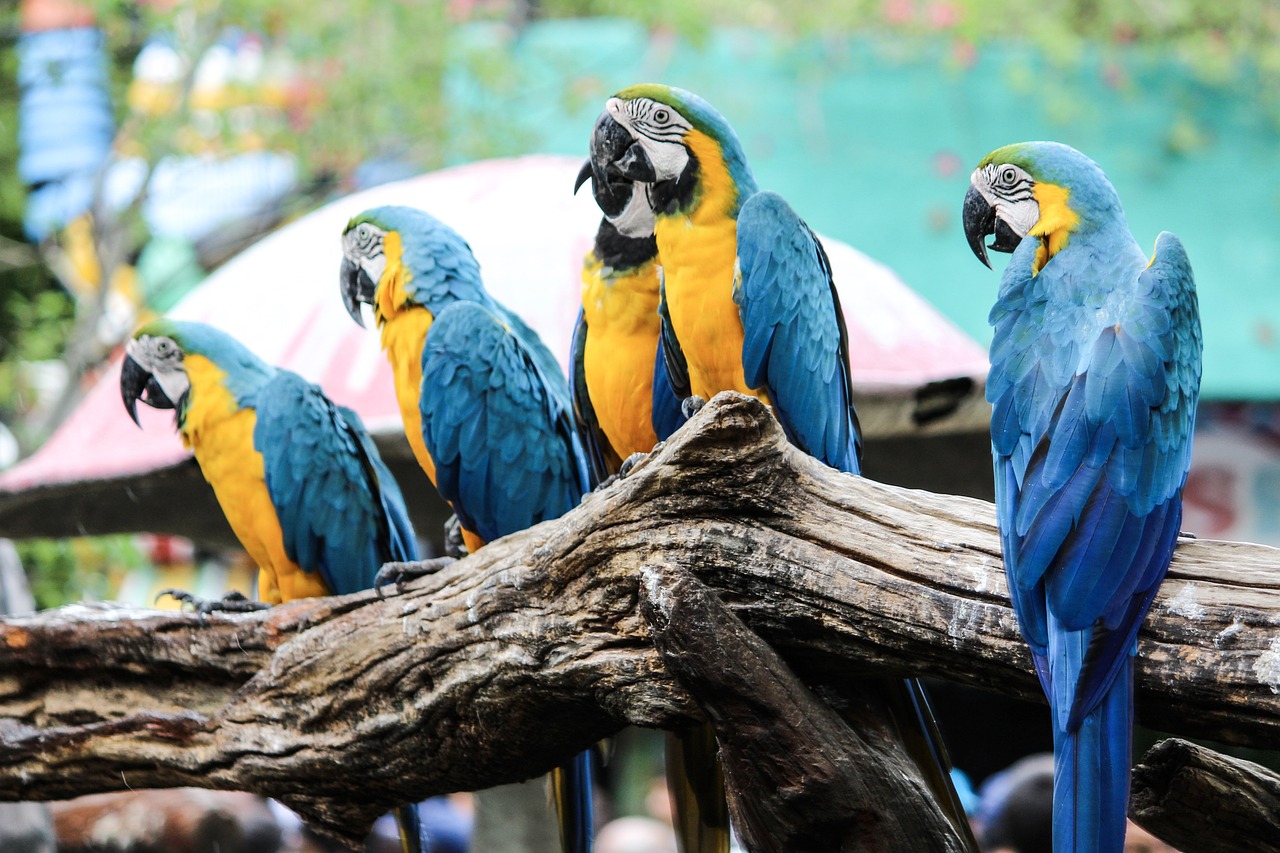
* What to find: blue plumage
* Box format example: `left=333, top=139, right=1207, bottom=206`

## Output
left=735, top=191, right=862, bottom=474
left=343, top=206, right=595, bottom=853
left=422, top=300, right=590, bottom=542
left=256, top=373, right=419, bottom=595
left=970, top=141, right=1201, bottom=852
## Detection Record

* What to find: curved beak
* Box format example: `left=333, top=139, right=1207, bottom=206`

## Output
left=614, top=140, right=656, bottom=183
left=120, top=353, right=173, bottom=427
left=576, top=111, right=647, bottom=217
left=341, top=256, right=377, bottom=328
left=962, top=184, right=996, bottom=269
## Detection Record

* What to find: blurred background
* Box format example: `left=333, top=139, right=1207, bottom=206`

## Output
left=3, top=1, right=1277, bottom=851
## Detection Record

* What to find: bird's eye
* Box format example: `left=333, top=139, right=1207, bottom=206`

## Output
left=156, top=340, right=172, bottom=355
left=356, top=224, right=370, bottom=240
left=1000, top=167, right=1018, bottom=186
left=653, top=109, right=669, bottom=123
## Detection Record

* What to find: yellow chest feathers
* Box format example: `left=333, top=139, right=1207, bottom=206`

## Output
left=655, top=214, right=759, bottom=403
left=378, top=305, right=437, bottom=485
left=178, top=356, right=326, bottom=603
left=581, top=257, right=662, bottom=458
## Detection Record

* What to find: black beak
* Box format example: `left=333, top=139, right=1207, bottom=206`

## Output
left=341, top=256, right=377, bottom=328
left=120, top=353, right=173, bottom=427
left=614, top=140, right=656, bottom=183
left=962, top=184, right=996, bottom=269
left=963, top=184, right=1025, bottom=269
left=576, top=111, right=646, bottom=218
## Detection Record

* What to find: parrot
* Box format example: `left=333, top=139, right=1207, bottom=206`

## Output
left=962, top=141, right=1202, bottom=852
left=571, top=114, right=726, bottom=853
left=118, top=318, right=426, bottom=853
left=340, top=205, right=595, bottom=853
left=590, top=83, right=977, bottom=848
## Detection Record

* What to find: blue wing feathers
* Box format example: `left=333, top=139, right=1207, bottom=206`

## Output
left=990, top=219, right=1200, bottom=759
left=735, top=191, right=860, bottom=474
left=420, top=301, right=589, bottom=544
left=255, top=371, right=417, bottom=597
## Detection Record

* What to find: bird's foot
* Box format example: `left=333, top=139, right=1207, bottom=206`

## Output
left=1178, top=530, right=1198, bottom=540
left=681, top=395, right=707, bottom=420
left=443, top=515, right=468, bottom=559
left=159, top=589, right=269, bottom=620
left=592, top=451, right=651, bottom=493
left=375, top=557, right=458, bottom=595
left=616, top=448, right=645, bottom=473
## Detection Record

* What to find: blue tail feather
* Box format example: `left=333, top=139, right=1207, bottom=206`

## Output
left=552, top=749, right=594, bottom=853
left=394, top=803, right=427, bottom=853
left=1052, top=658, right=1133, bottom=853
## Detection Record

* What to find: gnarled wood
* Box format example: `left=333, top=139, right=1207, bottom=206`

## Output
left=0, top=393, right=1277, bottom=844
left=1131, top=738, right=1280, bottom=853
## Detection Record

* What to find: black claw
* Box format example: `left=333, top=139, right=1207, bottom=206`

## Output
left=443, top=515, right=468, bottom=559
left=374, top=558, right=458, bottom=594
left=1178, top=530, right=1197, bottom=540
left=158, top=588, right=269, bottom=621
left=618, top=451, right=647, bottom=478
left=681, top=395, right=707, bottom=420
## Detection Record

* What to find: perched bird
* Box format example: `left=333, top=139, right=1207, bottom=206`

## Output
left=572, top=117, right=724, bottom=853
left=963, top=141, right=1202, bottom=852
left=119, top=318, right=425, bottom=852
left=570, top=112, right=684, bottom=482
left=340, top=205, right=595, bottom=853
left=591, top=83, right=975, bottom=848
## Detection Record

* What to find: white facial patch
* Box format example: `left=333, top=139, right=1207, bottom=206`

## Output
left=610, top=182, right=656, bottom=239
left=973, top=163, right=1040, bottom=239
left=607, top=96, right=693, bottom=183
left=128, top=335, right=191, bottom=404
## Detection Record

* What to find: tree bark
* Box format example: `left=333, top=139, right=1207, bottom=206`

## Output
left=0, top=393, right=1277, bottom=844
left=1131, top=738, right=1280, bottom=853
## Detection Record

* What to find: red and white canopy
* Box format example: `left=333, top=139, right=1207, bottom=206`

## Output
left=0, top=155, right=989, bottom=495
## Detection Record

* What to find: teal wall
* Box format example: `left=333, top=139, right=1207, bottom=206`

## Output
left=447, top=19, right=1280, bottom=400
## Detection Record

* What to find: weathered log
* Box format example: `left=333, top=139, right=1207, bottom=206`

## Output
left=0, top=393, right=1277, bottom=844
left=639, top=562, right=967, bottom=853
left=1131, top=738, right=1280, bottom=853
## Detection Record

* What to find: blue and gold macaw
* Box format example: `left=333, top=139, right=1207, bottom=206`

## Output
left=963, top=141, right=1202, bottom=852
left=569, top=113, right=684, bottom=482
left=119, top=318, right=426, bottom=852
left=340, top=205, right=595, bottom=853
left=592, top=83, right=975, bottom=847
left=571, top=116, right=724, bottom=853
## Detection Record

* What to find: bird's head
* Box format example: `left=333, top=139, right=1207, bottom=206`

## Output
left=575, top=110, right=656, bottom=240
left=963, top=141, right=1119, bottom=272
left=121, top=320, right=270, bottom=428
left=592, top=84, right=754, bottom=216
left=120, top=320, right=194, bottom=427
left=342, top=206, right=481, bottom=325
left=341, top=211, right=396, bottom=327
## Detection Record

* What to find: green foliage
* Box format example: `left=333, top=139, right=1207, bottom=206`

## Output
left=16, top=536, right=141, bottom=609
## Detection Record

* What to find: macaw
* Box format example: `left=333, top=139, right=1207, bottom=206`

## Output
left=119, top=318, right=426, bottom=853
left=340, top=205, right=595, bottom=853
left=571, top=115, right=725, bottom=853
left=962, top=141, right=1201, bottom=852
left=592, top=83, right=975, bottom=847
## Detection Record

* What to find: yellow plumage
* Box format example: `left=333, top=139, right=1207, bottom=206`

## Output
left=178, top=355, right=329, bottom=604
left=581, top=256, right=663, bottom=459
left=655, top=129, right=769, bottom=406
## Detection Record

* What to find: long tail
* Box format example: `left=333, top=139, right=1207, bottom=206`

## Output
left=551, top=749, right=594, bottom=853
left=665, top=724, right=730, bottom=853
left=888, top=678, right=979, bottom=851
left=1053, top=659, right=1133, bottom=853
left=394, top=803, right=426, bottom=853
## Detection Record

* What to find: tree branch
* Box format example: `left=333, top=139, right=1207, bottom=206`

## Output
left=0, top=393, right=1277, bottom=843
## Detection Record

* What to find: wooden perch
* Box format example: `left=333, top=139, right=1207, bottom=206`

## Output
left=0, top=393, right=1278, bottom=844
left=1131, top=738, right=1280, bottom=853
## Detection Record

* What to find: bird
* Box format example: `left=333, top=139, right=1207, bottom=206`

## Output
left=572, top=113, right=726, bottom=853
left=340, top=205, right=595, bottom=853
left=963, top=140, right=1202, bottom=852
left=570, top=110, right=684, bottom=482
left=589, top=83, right=976, bottom=848
left=119, top=318, right=426, bottom=853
